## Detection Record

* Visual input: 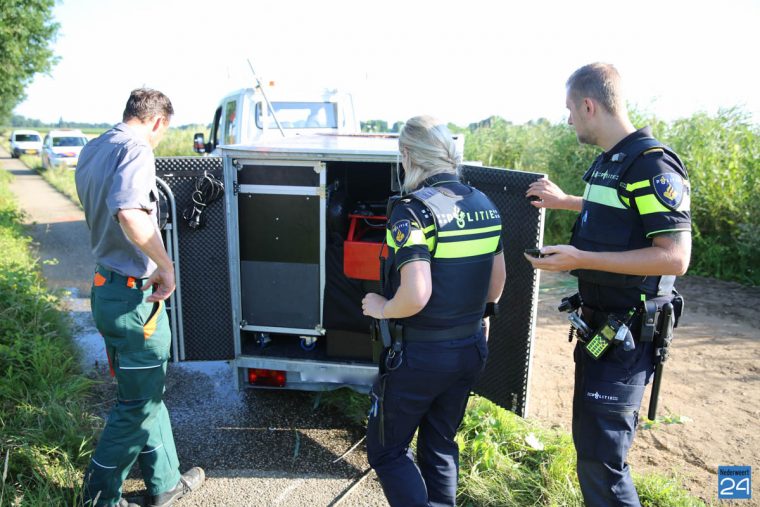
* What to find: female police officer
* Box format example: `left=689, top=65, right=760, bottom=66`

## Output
left=362, top=116, right=506, bottom=507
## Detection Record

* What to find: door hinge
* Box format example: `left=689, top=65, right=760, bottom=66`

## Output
left=233, top=180, right=240, bottom=195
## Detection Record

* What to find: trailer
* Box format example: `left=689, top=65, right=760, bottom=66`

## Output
left=156, top=133, right=545, bottom=417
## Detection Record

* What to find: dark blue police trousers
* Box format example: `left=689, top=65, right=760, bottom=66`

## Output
left=366, top=332, right=487, bottom=507
left=573, top=339, right=655, bottom=507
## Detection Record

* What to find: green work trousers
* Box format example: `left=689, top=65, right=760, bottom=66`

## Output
left=83, top=266, right=181, bottom=506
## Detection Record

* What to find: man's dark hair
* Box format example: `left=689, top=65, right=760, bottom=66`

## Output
left=566, top=63, right=623, bottom=115
left=122, top=88, right=174, bottom=122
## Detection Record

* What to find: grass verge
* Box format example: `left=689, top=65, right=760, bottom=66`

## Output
left=0, top=168, right=99, bottom=506
left=320, top=390, right=704, bottom=506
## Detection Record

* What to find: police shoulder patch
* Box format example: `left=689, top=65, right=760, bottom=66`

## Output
left=392, top=220, right=411, bottom=247
left=651, top=173, right=684, bottom=210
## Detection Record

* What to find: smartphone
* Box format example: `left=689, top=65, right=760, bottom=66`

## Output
left=524, top=248, right=545, bottom=258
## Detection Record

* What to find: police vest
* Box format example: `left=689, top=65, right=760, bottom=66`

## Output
left=570, top=137, right=688, bottom=297
left=386, top=184, right=502, bottom=329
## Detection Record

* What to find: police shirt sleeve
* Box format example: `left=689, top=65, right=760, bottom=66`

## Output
left=106, top=143, right=156, bottom=218
left=621, top=149, right=691, bottom=237
left=388, top=201, right=432, bottom=270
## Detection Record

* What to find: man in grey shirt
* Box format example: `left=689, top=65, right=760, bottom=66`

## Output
left=76, top=88, right=204, bottom=507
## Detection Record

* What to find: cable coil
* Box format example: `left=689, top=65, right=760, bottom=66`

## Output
left=182, top=173, right=224, bottom=229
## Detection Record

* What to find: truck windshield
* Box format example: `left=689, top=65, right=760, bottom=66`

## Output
left=256, top=102, right=338, bottom=129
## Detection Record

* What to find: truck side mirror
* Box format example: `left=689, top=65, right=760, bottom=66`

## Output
left=193, top=133, right=206, bottom=154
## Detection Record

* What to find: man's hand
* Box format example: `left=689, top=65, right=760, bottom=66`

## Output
left=526, top=178, right=582, bottom=211
left=143, top=266, right=176, bottom=302
left=524, top=232, right=691, bottom=276
left=523, top=244, right=584, bottom=271
left=362, top=292, right=389, bottom=320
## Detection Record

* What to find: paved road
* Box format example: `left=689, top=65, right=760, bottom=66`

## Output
left=0, top=148, right=388, bottom=507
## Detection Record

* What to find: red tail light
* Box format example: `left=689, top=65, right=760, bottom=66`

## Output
left=247, top=368, right=286, bottom=387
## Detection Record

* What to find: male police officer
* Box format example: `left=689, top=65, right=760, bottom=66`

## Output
left=76, top=89, right=204, bottom=507
left=525, top=63, right=691, bottom=507
left=362, top=116, right=506, bottom=507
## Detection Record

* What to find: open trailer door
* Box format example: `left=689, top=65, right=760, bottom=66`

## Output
left=156, top=157, right=236, bottom=361
left=461, top=164, right=546, bottom=417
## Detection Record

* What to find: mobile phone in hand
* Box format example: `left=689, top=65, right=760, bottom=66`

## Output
left=524, top=248, right=546, bottom=258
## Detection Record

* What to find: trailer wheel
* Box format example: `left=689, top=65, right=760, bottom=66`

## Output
left=257, top=333, right=271, bottom=349
left=299, top=336, right=317, bottom=351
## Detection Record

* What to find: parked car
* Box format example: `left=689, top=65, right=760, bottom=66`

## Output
left=9, top=129, right=43, bottom=158
left=41, top=130, right=89, bottom=169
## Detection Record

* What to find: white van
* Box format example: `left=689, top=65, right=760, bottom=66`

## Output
left=10, top=129, right=43, bottom=158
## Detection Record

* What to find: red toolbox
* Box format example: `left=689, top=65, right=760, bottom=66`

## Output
left=343, top=213, right=388, bottom=280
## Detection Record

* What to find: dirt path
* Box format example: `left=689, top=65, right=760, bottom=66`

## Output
left=529, top=271, right=760, bottom=506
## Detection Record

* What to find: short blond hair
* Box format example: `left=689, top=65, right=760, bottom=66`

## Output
left=566, top=63, right=625, bottom=115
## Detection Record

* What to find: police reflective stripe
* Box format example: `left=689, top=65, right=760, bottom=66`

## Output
left=386, top=228, right=430, bottom=251
left=434, top=236, right=501, bottom=258
left=583, top=184, right=626, bottom=209
left=635, top=194, right=670, bottom=215
left=438, top=224, right=501, bottom=238
left=626, top=180, right=650, bottom=191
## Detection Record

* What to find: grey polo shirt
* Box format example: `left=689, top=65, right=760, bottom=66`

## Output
left=75, top=122, right=161, bottom=278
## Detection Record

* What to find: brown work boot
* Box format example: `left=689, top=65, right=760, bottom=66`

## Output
left=147, top=467, right=205, bottom=507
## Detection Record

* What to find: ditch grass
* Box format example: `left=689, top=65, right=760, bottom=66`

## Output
left=0, top=169, right=99, bottom=506
left=320, top=390, right=704, bottom=506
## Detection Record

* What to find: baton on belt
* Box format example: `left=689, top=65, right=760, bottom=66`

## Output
left=648, top=302, right=674, bottom=420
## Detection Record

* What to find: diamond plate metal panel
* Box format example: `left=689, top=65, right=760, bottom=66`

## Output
left=461, top=165, right=545, bottom=417
left=156, top=157, right=234, bottom=360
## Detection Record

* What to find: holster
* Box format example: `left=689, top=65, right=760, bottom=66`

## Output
left=639, top=290, right=684, bottom=343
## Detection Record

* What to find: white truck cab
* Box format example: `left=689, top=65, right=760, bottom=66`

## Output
left=194, top=86, right=359, bottom=154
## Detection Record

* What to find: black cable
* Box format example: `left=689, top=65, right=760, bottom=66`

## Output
left=182, top=173, right=224, bottom=229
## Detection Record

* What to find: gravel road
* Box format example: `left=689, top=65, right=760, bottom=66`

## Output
left=1, top=150, right=388, bottom=507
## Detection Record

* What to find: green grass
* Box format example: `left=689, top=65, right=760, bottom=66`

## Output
left=319, top=390, right=703, bottom=506
left=0, top=169, right=100, bottom=506
left=154, top=126, right=205, bottom=157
